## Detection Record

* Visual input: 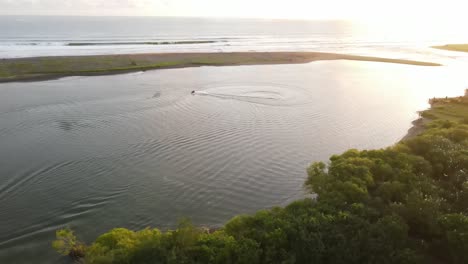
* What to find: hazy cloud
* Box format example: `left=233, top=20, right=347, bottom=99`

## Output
left=1, top=0, right=467, bottom=20
left=0, top=0, right=162, bottom=15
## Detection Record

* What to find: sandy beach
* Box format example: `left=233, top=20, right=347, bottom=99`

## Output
left=432, top=44, right=468, bottom=53
left=0, top=52, right=441, bottom=83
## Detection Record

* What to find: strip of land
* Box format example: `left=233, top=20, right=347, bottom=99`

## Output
left=432, top=44, right=468, bottom=53
left=0, top=52, right=441, bottom=83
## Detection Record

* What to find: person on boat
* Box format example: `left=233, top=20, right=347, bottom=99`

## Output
left=191, top=90, right=195, bottom=95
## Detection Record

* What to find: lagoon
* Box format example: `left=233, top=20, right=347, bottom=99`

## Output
left=0, top=60, right=466, bottom=263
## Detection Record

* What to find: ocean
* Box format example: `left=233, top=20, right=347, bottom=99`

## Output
left=1, top=16, right=468, bottom=64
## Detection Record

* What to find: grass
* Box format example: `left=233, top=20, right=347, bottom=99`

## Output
left=0, top=58, right=189, bottom=81
left=30, top=61, right=184, bottom=75
left=422, top=96, right=468, bottom=123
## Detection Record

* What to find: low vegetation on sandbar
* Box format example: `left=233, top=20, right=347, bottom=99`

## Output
left=432, top=44, right=468, bottom=53
left=0, top=52, right=441, bottom=83
left=53, top=93, right=468, bottom=264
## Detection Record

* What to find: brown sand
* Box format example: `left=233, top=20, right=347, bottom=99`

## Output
left=432, top=44, right=468, bottom=53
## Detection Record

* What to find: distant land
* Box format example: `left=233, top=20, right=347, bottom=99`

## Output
left=432, top=44, right=468, bottom=53
left=0, top=52, right=441, bottom=83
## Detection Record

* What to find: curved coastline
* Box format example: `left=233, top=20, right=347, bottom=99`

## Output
left=52, top=93, right=468, bottom=263
left=0, top=52, right=441, bottom=83
left=402, top=117, right=428, bottom=141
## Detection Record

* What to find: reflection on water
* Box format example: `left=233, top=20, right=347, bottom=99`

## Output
left=0, top=61, right=466, bottom=263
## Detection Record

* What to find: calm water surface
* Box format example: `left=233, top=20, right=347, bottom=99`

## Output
left=0, top=61, right=467, bottom=263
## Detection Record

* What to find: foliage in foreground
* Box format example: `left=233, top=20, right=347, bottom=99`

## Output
left=54, top=98, right=468, bottom=264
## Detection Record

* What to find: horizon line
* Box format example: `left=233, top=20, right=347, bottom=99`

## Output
left=0, top=14, right=373, bottom=22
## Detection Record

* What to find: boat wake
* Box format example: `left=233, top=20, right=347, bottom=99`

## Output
left=193, top=84, right=310, bottom=106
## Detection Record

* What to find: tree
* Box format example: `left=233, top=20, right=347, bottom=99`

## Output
left=52, top=228, right=86, bottom=260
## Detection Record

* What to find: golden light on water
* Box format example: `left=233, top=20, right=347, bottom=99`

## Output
left=140, top=0, right=468, bottom=44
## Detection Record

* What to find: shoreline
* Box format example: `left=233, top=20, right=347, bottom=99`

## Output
left=401, top=117, right=429, bottom=141
left=0, top=52, right=441, bottom=83
left=53, top=92, right=468, bottom=263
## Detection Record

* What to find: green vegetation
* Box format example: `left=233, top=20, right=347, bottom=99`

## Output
left=53, top=94, right=468, bottom=263
left=424, top=96, right=468, bottom=123
left=0, top=52, right=441, bottom=83
left=52, top=228, right=86, bottom=260
left=432, top=44, right=468, bottom=53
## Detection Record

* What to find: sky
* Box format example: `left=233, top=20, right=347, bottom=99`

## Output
left=1, top=0, right=467, bottom=21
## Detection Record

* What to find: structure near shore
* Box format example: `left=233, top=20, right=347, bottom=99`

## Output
left=429, top=88, right=468, bottom=105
